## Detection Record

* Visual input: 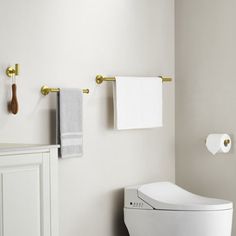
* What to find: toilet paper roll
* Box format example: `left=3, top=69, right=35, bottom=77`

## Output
left=206, top=134, right=231, bottom=155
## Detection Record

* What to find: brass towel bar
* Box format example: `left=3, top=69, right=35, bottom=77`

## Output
left=96, top=75, right=172, bottom=84
left=41, top=85, right=89, bottom=96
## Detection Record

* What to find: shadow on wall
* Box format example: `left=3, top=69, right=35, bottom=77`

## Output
left=103, top=83, right=114, bottom=129
left=111, top=188, right=129, bottom=236
left=50, top=109, right=57, bottom=144
left=106, top=95, right=114, bottom=129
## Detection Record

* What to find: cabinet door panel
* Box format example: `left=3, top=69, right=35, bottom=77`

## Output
left=2, top=167, right=41, bottom=236
left=0, top=153, right=52, bottom=236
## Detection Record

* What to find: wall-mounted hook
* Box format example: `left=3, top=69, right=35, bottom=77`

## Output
left=6, top=64, right=20, bottom=114
left=6, top=64, right=20, bottom=78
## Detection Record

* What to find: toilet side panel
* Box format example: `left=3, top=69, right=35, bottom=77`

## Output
left=124, top=208, right=233, bottom=236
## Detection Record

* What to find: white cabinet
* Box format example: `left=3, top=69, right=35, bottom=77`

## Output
left=0, top=145, right=59, bottom=236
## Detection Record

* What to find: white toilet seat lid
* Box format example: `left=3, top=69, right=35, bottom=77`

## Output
left=138, top=182, right=233, bottom=211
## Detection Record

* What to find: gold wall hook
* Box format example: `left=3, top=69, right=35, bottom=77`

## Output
left=95, top=75, right=172, bottom=84
left=41, top=85, right=89, bottom=96
left=6, top=64, right=20, bottom=78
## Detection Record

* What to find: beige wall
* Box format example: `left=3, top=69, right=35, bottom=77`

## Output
left=176, top=0, right=236, bottom=234
left=0, top=0, right=175, bottom=235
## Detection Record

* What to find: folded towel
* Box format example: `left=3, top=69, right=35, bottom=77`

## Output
left=57, top=89, right=83, bottom=158
left=113, top=77, right=163, bottom=130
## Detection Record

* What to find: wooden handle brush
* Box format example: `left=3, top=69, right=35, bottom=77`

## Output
left=11, top=83, right=18, bottom=115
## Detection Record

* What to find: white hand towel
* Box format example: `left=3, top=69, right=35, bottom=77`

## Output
left=57, top=89, right=83, bottom=158
left=113, top=77, right=162, bottom=130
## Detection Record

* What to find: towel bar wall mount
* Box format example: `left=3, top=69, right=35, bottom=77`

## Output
left=41, top=86, right=89, bottom=96
left=95, top=75, right=172, bottom=84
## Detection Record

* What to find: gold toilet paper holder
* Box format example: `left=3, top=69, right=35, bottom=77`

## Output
left=224, top=139, right=230, bottom=147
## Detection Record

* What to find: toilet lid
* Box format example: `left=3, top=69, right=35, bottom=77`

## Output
left=138, top=182, right=233, bottom=211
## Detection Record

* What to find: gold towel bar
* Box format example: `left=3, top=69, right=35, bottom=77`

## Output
left=96, top=75, right=172, bottom=84
left=41, top=85, right=89, bottom=96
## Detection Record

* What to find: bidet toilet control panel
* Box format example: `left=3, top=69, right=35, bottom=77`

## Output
left=124, top=186, right=153, bottom=210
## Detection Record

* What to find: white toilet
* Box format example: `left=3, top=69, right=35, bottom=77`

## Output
left=124, top=182, right=233, bottom=236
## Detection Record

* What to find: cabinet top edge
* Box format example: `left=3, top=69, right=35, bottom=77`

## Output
left=0, top=144, right=60, bottom=154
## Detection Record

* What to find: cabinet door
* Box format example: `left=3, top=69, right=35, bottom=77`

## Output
left=0, top=153, right=51, bottom=236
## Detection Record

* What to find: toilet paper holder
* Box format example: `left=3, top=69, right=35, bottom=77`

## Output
left=206, top=134, right=232, bottom=155
left=224, top=139, right=230, bottom=147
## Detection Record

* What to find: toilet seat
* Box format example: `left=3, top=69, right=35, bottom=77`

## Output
left=138, top=182, right=233, bottom=211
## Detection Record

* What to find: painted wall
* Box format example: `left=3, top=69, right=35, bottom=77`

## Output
left=176, top=0, right=236, bottom=234
left=0, top=0, right=175, bottom=235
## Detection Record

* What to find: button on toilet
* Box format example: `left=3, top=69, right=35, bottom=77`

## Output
left=124, top=182, right=233, bottom=236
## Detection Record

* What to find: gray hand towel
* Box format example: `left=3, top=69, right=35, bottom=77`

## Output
left=57, top=89, right=83, bottom=158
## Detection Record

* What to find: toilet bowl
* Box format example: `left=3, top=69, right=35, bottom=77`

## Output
left=124, top=182, right=233, bottom=236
